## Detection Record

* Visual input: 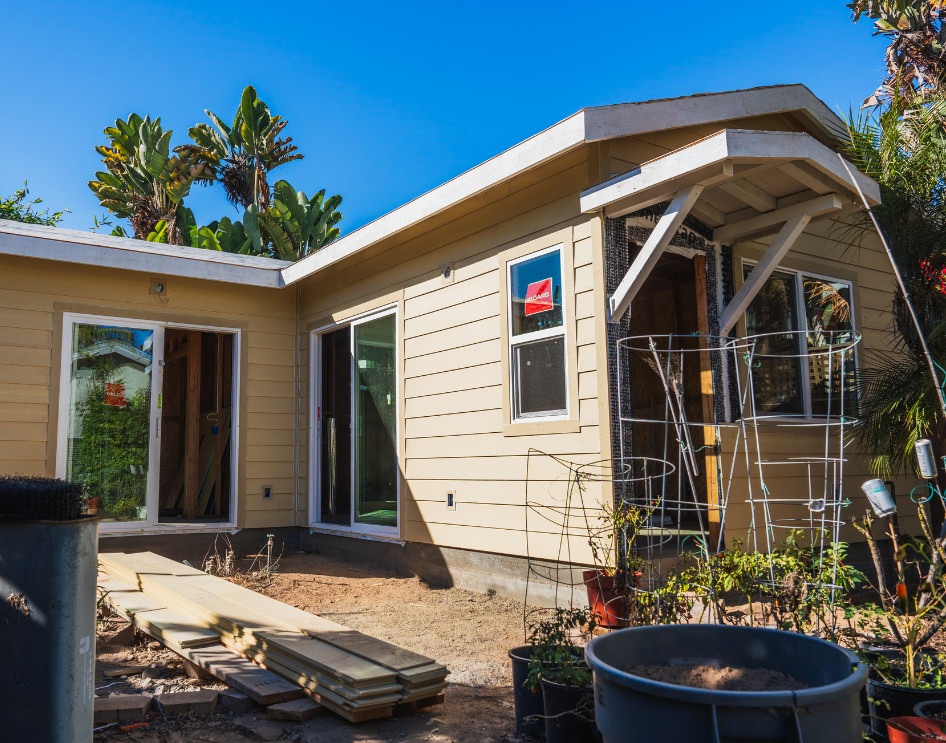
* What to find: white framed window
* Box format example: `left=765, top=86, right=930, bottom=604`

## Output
left=742, top=262, right=858, bottom=419
left=507, top=245, right=568, bottom=421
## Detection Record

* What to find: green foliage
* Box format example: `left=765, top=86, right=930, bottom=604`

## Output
left=852, top=507, right=946, bottom=688
left=848, top=1, right=946, bottom=101
left=92, top=86, right=343, bottom=258
left=1, top=182, right=67, bottom=226
left=245, top=180, right=343, bottom=260
left=845, top=92, right=946, bottom=478
left=525, top=607, right=597, bottom=690
left=181, top=85, right=304, bottom=211
left=71, top=358, right=150, bottom=521
left=88, top=114, right=208, bottom=243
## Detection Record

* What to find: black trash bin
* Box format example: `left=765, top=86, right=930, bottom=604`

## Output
left=0, top=477, right=97, bottom=743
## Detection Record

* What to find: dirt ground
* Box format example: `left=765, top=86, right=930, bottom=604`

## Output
left=95, top=550, right=536, bottom=743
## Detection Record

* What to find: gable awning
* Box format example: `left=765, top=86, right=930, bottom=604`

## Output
left=578, top=129, right=881, bottom=329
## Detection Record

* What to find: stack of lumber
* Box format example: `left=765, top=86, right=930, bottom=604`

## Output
left=97, top=551, right=448, bottom=722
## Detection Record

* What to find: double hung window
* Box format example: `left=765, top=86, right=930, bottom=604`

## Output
left=743, top=264, right=857, bottom=418
left=508, top=246, right=567, bottom=421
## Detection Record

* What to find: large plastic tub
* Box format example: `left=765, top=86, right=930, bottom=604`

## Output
left=586, top=625, right=866, bottom=743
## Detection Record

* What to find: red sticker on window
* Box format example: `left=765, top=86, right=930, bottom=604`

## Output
left=524, top=278, right=554, bottom=316
left=103, top=383, right=126, bottom=408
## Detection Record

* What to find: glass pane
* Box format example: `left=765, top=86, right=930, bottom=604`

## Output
left=510, top=249, right=563, bottom=336
left=744, top=270, right=803, bottom=415
left=66, top=324, right=153, bottom=522
left=320, top=327, right=352, bottom=525
left=354, top=314, right=397, bottom=528
left=514, top=337, right=567, bottom=418
left=802, top=276, right=858, bottom=416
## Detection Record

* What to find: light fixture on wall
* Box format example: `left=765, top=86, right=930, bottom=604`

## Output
left=149, top=276, right=169, bottom=304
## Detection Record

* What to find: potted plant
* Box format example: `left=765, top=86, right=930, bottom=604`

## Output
left=583, top=500, right=650, bottom=628
left=525, top=607, right=599, bottom=743
left=852, top=507, right=946, bottom=736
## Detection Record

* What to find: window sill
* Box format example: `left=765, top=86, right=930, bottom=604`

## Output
left=503, top=419, right=581, bottom=437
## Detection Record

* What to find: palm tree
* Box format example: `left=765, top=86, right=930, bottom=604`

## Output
left=845, top=92, right=946, bottom=524
left=89, top=115, right=208, bottom=244
left=180, top=86, right=303, bottom=212
left=849, top=0, right=946, bottom=102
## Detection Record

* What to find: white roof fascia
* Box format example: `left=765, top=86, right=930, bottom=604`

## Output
left=281, top=85, right=848, bottom=287
left=0, top=220, right=288, bottom=288
left=583, top=85, right=846, bottom=145
left=579, top=129, right=880, bottom=217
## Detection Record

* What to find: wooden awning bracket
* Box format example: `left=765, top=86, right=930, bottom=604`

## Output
left=608, top=184, right=703, bottom=323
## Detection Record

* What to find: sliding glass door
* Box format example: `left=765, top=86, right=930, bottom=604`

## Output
left=315, top=309, right=399, bottom=534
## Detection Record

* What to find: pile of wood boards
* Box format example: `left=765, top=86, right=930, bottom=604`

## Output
left=97, top=551, right=448, bottom=722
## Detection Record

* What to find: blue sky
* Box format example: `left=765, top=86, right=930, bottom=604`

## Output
left=1, top=1, right=888, bottom=235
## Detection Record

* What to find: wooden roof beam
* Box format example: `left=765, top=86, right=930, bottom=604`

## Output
left=719, top=179, right=777, bottom=213
left=713, top=193, right=843, bottom=243
left=609, top=185, right=703, bottom=322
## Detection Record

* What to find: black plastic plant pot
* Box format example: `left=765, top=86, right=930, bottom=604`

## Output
left=508, top=646, right=543, bottom=737
left=540, top=678, right=599, bottom=743
left=868, top=678, right=946, bottom=737
left=914, top=698, right=946, bottom=720
left=586, top=625, right=866, bottom=743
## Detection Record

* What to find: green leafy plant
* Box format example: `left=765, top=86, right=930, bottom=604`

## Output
left=1, top=182, right=67, bottom=226
left=853, top=507, right=946, bottom=688
left=525, top=607, right=597, bottom=690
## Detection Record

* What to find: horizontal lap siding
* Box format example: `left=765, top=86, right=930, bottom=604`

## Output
left=0, top=255, right=297, bottom=528
left=723, top=222, right=908, bottom=544
left=301, top=148, right=609, bottom=562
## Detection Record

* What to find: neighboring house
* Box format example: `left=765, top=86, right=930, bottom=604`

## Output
left=0, top=85, right=905, bottom=599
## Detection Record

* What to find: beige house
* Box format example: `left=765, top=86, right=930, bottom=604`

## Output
left=0, top=85, right=906, bottom=597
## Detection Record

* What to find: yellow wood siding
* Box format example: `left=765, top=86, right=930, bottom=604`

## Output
left=300, top=148, right=608, bottom=563
left=0, top=254, right=297, bottom=529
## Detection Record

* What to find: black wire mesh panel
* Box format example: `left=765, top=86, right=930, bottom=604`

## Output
left=0, top=476, right=85, bottom=521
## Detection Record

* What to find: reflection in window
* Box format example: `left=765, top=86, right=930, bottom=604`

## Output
left=508, top=246, right=567, bottom=421
left=744, top=266, right=857, bottom=418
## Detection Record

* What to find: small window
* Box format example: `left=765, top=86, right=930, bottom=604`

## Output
left=508, top=246, right=567, bottom=420
left=743, top=264, right=857, bottom=418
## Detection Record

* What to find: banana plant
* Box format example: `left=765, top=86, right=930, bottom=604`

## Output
left=148, top=211, right=253, bottom=254
left=244, top=179, right=342, bottom=260
left=180, top=86, right=303, bottom=211
left=89, top=114, right=208, bottom=244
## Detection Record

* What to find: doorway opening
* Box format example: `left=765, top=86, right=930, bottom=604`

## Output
left=60, top=315, right=238, bottom=528
left=159, top=329, right=234, bottom=522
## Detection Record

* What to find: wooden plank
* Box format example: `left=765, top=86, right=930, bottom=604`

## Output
left=314, top=630, right=432, bottom=672
left=694, top=254, right=722, bottom=551
left=267, top=698, right=323, bottom=721
left=254, top=631, right=399, bottom=687
left=184, top=330, right=201, bottom=518
left=177, top=644, right=304, bottom=705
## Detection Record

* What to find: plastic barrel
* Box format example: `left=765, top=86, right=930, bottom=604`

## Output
left=0, top=477, right=97, bottom=743
left=586, top=625, right=866, bottom=743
